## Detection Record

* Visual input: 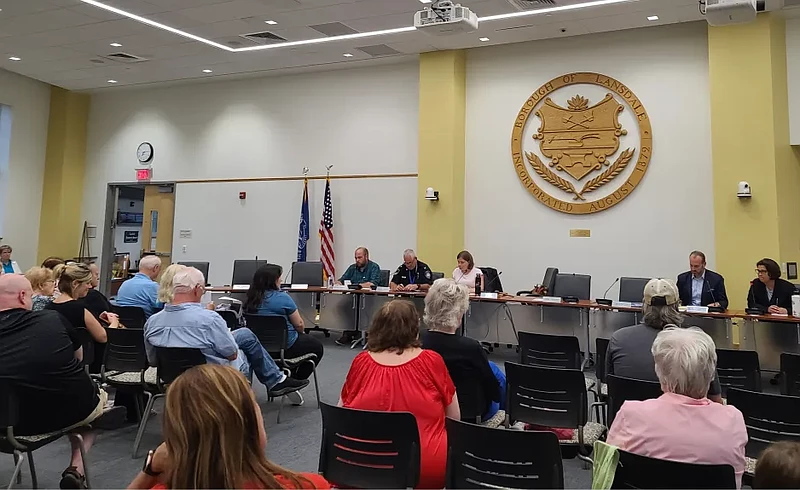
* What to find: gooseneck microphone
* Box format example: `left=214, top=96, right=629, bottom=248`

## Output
left=596, top=277, right=620, bottom=306
left=704, top=278, right=724, bottom=312
left=603, top=277, right=621, bottom=299
left=745, top=280, right=764, bottom=315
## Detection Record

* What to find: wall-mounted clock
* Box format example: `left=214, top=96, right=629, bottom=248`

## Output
left=137, top=142, right=154, bottom=164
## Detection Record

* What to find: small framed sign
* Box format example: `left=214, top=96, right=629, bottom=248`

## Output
left=123, top=230, right=139, bottom=243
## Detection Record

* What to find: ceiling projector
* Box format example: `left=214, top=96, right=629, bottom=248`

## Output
left=414, top=0, right=479, bottom=35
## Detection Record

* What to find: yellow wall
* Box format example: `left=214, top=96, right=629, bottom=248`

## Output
left=416, top=50, right=466, bottom=273
left=709, top=13, right=800, bottom=309
left=37, top=86, right=90, bottom=263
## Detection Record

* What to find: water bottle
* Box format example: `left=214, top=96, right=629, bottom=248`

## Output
left=475, top=274, right=482, bottom=296
left=792, top=294, right=800, bottom=317
left=327, top=275, right=334, bottom=289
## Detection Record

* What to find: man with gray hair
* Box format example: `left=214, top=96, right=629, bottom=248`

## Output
left=144, top=267, right=308, bottom=398
left=390, top=249, right=434, bottom=292
left=115, top=254, right=164, bottom=318
left=606, top=278, right=723, bottom=402
left=607, top=327, right=747, bottom=486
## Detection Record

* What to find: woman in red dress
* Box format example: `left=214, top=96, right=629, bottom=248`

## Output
left=339, top=300, right=460, bottom=489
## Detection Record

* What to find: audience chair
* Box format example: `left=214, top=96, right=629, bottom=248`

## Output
left=0, top=380, right=92, bottom=489
left=111, top=305, right=146, bottom=330
left=445, top=418, right=564, bottom=489
left=100, top=328, right=157, bottom=458
left=74, top=328, right=96, bottom=374
left=726, top=388, right=800, bottom=480
left=518, top=332, right=594, bottom=392
left=378, top=269, right=390, bottom=287
left=606, top=374, right=662, bottom=426
left=217, top=310, right=239, bottom=331
left=504, top=362, right=604, bottom=463
left=318, top=402, right=420, bottom=489
left=448, top=369, right=504, bottom=428
left=594, top=338, right=610, bottom=424
left=610, top=448, right=736, bottom=489
left=780, top=352, right=800, bottom=395
left=715, top=349, right=761, bottom=396
left=244, top=314, right=321, bottom=423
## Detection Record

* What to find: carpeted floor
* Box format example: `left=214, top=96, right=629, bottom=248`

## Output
left=0, top=335, right=594, bottom=489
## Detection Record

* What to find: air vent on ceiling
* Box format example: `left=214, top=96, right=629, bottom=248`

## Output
left=240, top=30, right=287, bottom=44
left=309, top=22, right=358, bottom=37
left=356, top=44, right=402, bottom=57
left=507, top=0, right=557, bottom=11
left=103, top=52, right=148, bottom=63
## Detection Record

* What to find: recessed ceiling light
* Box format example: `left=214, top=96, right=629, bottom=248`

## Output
left=202, top=69, right=213, bottom=73
left=8, top=56, right=21, bottom=61
left=479, top=37, right=490, bottom=42
left=110, top=42, right=122, bottom=47
left=343, top=53, right=353, bottom=57
left=107, top=79, right=118, bottom=83
left=647, top=15, right=659, bottom=21
left=264, top=20, right=278, bottom=25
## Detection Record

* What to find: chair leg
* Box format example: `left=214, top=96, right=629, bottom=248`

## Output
left=10, top=451, right=23, bottom=488
left=310, top=362, right=321, bottom=409
left=276, top=394, right=286, bottom=424
left=27, top=452, right=37, bottom=489
left=132, top=392, right=158, bottom=459
left=75, top=434, right=90, bottom=490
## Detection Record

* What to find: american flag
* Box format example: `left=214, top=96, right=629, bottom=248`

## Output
left=319, top=177, right=335, bottom=281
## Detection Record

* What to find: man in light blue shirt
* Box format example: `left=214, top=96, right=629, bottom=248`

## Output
left=115, top=255, right=163, bottom=318
left=144, top=267, right=307, bottom=397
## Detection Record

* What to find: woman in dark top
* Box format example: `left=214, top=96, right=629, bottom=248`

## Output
left=748, top=258, right=797, bottom=314
left=421, top=278, right=504, bottom=421
left=82, top=262, right=113, bottom=319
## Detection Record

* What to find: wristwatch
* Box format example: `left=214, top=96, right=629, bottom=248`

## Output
left=142, top=449, right=162, bottom=477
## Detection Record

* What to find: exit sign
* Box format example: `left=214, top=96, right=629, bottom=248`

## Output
left=136, top=168, right=152, bottom=181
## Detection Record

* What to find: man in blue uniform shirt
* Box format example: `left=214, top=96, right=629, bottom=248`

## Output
left=390, top=249, right=433, bottom=292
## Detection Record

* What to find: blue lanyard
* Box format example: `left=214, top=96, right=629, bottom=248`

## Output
left=408, top=266, right=416, bottom=284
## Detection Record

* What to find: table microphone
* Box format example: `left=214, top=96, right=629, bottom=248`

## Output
left=596, top=277, right=619, bottom=306
left=281, top=262, right=295, bottom=289
left=745, top=280, right=765, bottom=315
left=704, top=278, right=724, bottom=312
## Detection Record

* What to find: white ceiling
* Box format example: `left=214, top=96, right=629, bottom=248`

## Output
left=0, top=0, right=705, bottom=91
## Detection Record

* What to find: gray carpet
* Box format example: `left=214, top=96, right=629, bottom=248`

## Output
left=1, top=335, right=593, bottom=488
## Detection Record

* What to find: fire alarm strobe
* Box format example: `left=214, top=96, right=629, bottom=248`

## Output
left=239, top=191, right=246, bottom=200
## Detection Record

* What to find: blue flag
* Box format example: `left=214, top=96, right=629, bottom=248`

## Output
left=297, top=179, right=310, bottom=262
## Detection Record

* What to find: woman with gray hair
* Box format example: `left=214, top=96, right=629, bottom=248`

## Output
left=421, top=278, right=505, bottom=421
left=607, top=327, right=747, bottom=487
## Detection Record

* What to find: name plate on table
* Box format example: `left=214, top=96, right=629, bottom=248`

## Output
left=376, top=286, right=390, bottom=292
left=612, top=301, right=633, bottom=308
left=536, top=296, right=563, bottom=304
left=290, top=284, right=309, bottom=290
left=331, top=284, right=349, bottom=291
left=685, top=305, right=709, bottom=314
left=480, top=292, right=498, bottom=299
left=232, top=284, right=249, bottom=290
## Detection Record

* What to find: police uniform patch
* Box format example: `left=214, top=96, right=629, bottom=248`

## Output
left=425, top=271, right=431, bottom=279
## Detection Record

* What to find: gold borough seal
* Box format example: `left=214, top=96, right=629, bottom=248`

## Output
left=511, top=72, right=652, bottom=215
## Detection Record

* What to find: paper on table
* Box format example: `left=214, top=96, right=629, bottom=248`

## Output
left=290, top=284, right=309, bottom=290
left=232, top=284, right=249, bottom=290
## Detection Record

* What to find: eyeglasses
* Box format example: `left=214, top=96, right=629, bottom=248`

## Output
left=756, top=269, right=769, bottom=275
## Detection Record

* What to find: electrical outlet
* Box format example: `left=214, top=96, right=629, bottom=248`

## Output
left=182, top=245, right=187, bottom=253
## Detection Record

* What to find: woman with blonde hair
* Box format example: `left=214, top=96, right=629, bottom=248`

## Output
left=25, top=266, right=56, bottom=311
left=157, top=264, right=187, bottom=304
left=127, top=364, right=329, bottom=489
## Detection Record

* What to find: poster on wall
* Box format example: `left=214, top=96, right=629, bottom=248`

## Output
left=124, top=230, right=139, bottom=243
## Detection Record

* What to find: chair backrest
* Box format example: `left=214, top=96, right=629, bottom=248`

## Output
left=217, top=310, right=239, bottom=330
left=606, top=374, right=662, bottom=425
left=726, top=387, right=800, bottom=458
left=112, top=305, right=146, bottom=329
left=292, top=261, right=324, bottom=287
left=443, top=360, right=489, bottom=422
left=618, top=277, right=651, bottom=303
left=379, top=269, right=390, bottom=287
left=505, top=362, right=586, bottom=429
left=318, top=402, right=420, bottom=489
left=445, top=418, right=564, bottom=489
left=611, top=449, right=736, bottom=489
left=552, top=273, right=591, bottom=300
left=155, top=347, right=206, bottom=385
left=231, top=259, right=268, bottom=286
left=431, top=271, right=445, bottom=281
left=244, top=314, right=288, bottom=354
left=0, top=379, right=18, bottom=433
left=177, top=262, right=210, bottom=283
left=103, top=328, right=148, bottom=375
left=73, top=327, right=95, bottom=367
left=715, top=349, right=761, bottom=395
left=479, top=267, right=504, bottom=293
left=542, top=267, right=559, bottom=294
left=518, top=331, right=582, bottom=370
left=596, top=337, right=610, bottom=385
left=780, top=352, right=800, bottom=396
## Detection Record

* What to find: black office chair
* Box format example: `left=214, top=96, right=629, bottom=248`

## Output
left=445, top=418, right=564, bottom=489
left=517, top=332, right=593, bottom=392
left=504, top=362, right=604, bottom=462
left=594, top=338, right=610, bottom=424
left=177, top=262, right=210, bottom=284
left=444, top=363, right=503, bottom=427
left=606, top=374, right=662, bottom=426
left=217, top=310, right=240, bottom=330
left=780, top=352, right=800, bottom=395
left=244, top=314, right=321, bottom=422
left=479, top=267, right=503, bottom=293
left=111, top=305, right=146, bottom=329
left=431, top=272, right=445, bottom=281
left=618, top=277, right=651, bottom=303
left=611, top=449, right=736, bottom=489
left=154, top=347, right=206, bottom=386
left=318, top=402, right=420, bottom=489
left=0, top=380, right=92, bottom=489
left=715, top=349, right=761, bottom=396
left=378, top=269, right=390, bottom=287
left=552, top=273, right=591, bottom=300
left=231, top=259, right=268, bottom=286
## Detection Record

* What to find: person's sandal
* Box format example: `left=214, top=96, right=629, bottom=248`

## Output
left=59, top=466, right=87, bottom=489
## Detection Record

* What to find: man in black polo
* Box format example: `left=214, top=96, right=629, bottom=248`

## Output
left=390, top=249, right=434, bottom=292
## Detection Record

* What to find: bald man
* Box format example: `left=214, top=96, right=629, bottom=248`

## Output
left=0, top=275, right=124, bottom=487
left=115, top=255, right=164, bottom=318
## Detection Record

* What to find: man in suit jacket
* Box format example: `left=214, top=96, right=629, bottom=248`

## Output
left=676, top=250, right=728, bottom=310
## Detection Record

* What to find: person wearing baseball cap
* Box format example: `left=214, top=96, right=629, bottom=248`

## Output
left=604, top=278, right=723, bottom=403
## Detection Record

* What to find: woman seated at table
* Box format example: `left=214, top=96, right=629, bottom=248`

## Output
left=748, top=258, right=796, bottom=314
left=244, top=264, right=324, bottom=382
left=452, top=250, right=482, bottom=289
left=421, top=278, right=504, bottom=422
left=25, top=266, right=56, bottom=311
left=607, top=327, right=747, bottom=487
left=340, top=300, right=460, bottom=489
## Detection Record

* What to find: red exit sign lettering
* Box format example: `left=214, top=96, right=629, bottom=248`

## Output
left=136, top=168, right=152, bottom=181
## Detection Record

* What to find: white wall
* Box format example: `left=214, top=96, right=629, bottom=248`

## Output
left=786, top=18, right=800, bottom=145
left=0, top=69, right=50, bottom=270
left=465, top=22, right=715, bottom=296
left=83, top=62, right=420, bottom=276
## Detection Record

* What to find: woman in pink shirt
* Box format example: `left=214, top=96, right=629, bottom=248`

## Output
left=452, top=250, right=482, bottom=290
left=607, top=327, right=748, bottom=487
